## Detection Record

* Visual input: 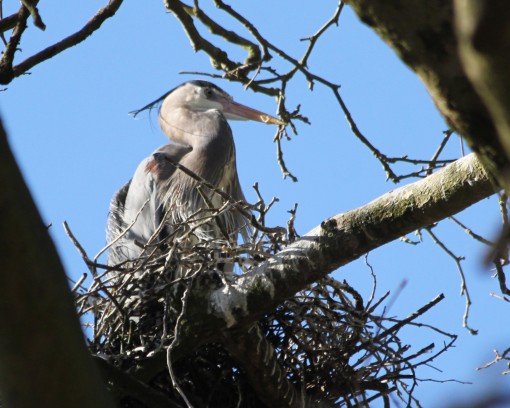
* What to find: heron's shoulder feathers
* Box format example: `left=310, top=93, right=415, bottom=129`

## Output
left=106, top=180, right=131, bottom=245
left=148, top=144, right=192, bottom=181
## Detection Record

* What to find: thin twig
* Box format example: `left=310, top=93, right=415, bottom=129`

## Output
left=167, top=269, right=202, bottom=408
left=64, top=221, right=97, bottom=277
left=94, top=198, right=150, bottom=264
left=477, top=347, right=510, bottom=374
left=492, top=258, right=510, bottom=299
left=425, top=227, right=478, bottom=335
left=427, top=130, right=453, bottom=175
left=449, top=216, right=495, bottom=247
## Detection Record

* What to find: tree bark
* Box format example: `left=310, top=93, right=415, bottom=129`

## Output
left=455, top=0, right=510, bottom=166
left=343, top=0, right=510, bottom=193
left=0, top=119, right=114, bottom=407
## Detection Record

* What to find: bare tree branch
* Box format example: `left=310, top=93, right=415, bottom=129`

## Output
left=168, top=1, right=460, bottom=184
left=0, top=5, right=30, bottom=83
left=425, top=226, right=476, bottom=334
left=0, top=12, right=19, bottom=34
left=132, top=153, right=497, bottom=377
left=0, top=0, right=124, bottom=85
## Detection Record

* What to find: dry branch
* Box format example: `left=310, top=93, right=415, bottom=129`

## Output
left=0, top=0, right=124, bottom=84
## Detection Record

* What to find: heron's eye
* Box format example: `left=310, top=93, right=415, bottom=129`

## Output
left=204, top=88, right=213, bottom=98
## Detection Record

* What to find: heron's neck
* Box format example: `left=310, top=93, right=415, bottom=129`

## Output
left=159, top=107, right=225, bottom=148
left=157, top=108, right=244, bottom=241
left=160, top=107, right=236, bottom=183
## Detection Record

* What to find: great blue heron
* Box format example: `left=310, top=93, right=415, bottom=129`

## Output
left=106, top=80, right=284, bottom=268
left=105, top=80, right=300, bottom=407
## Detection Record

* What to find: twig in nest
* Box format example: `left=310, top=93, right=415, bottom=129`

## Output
left=167, top=269, right=202, bottom=408
left=64, top=221, right=97, bottom=277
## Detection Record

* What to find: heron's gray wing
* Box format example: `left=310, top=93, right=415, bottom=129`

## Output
left=106, top=144, right=192, bottom=266
left=106, top=180, right=131, bottom=265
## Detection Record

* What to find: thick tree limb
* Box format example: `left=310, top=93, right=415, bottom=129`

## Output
left=343, top=0, right=510, bottom=193
left=205, top=154, right=495, bottom=334
left=132, top=153, right=496, bottom=378
left=455, top=1, right=510, bottom=170
left=0, top=119, right=114, bottom=407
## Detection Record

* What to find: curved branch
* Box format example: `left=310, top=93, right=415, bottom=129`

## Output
left=181, top=2, right=262, bottom=66
left=134, top=153, right=497, bottom=377
left=165, top=0, right=239, bottom=72
left=0, top=0, right=124, bottom=85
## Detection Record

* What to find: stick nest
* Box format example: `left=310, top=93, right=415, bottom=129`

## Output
left=73, top=200, right=455, bottom=407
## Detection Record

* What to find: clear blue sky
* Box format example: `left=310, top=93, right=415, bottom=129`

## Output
left=1, top=1, right=507, bottom=405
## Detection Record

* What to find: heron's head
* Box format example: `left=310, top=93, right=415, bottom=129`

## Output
left=169, top=81, right=286, bottom=125
left=132, top=81, right=285, bottom=126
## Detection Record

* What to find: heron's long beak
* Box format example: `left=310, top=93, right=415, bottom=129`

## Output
left=223, top=99, right=286, bottom=125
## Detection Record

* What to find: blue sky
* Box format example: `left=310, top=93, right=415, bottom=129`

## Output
left=1, top=1, right=508, bottom=405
